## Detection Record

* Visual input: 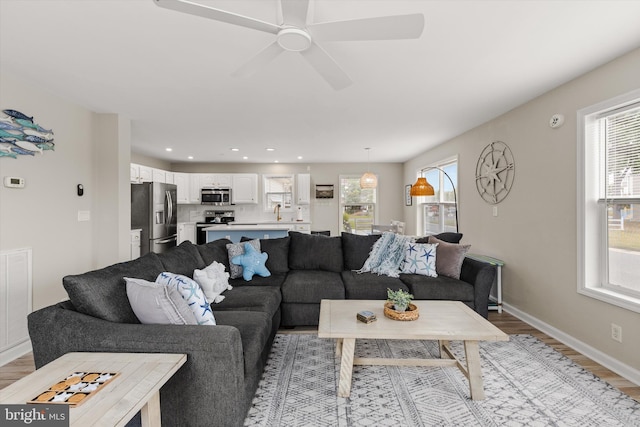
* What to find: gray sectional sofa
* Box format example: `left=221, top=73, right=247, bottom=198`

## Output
left=27, top=231, right=496, bottom=427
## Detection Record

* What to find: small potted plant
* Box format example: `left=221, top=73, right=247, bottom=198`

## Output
left=386, top=288, right=414, bottom=312
left=385, top=288, right=419, bottom=321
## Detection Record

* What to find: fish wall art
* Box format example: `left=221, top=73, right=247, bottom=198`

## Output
left=0, top=109, right=55, bottom=159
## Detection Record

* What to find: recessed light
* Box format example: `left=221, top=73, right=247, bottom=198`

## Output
left=165, top=148, right=173, bottom=152
left=274, top=160, right=279, bottom=163
left=242, top=156, right=248, bottom=160
left=187, top=156, right=194, bottom=160
left=231, top=148, right=239, bottom=152
left=297, top=156, right=303, bottom=160
left=266, top=148, right=275, bottom=152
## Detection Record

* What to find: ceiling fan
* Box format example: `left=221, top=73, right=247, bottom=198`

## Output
left=153, top=0, right=425, bottom=90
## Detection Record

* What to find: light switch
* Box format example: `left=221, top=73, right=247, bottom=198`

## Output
left=78, top=210, right=91, bottom=222
left=492, top=206, right=498, bottom=217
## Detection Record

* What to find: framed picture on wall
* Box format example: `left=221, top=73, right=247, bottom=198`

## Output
left=405, top=185, right=412, bottom=206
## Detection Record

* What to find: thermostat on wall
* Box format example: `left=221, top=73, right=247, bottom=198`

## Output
left=4, top=176, right=25, bottom=188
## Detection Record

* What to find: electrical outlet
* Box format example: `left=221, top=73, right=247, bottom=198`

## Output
left=611, top=323, right=622, bottom=343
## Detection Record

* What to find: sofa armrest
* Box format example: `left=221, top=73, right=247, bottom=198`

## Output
left=459, top=257, right=496, bottom=318
left=28, top=302, right=246, bottom=427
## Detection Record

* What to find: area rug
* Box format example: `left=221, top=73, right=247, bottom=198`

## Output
left=244, top=334, right=640, bottom=426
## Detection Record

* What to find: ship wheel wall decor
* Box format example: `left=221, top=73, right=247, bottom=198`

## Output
left=475, top=141, right=515, bottom=204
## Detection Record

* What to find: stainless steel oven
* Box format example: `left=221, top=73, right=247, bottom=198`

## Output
left=201, top=187, right=231, bottom=205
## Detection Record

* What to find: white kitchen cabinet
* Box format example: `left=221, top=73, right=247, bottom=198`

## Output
left=200, top=174, right=232, bottom=188
left=152, top=168, right=165, bottom=183
left=296, top=173, right=311, bottom=205
left=293, top=223, right=311, bottom=234
left=165, top=172, right=175, bottom=184
left=189, top=174, right=202, bottom=203
left=174, top=173, right=190, bottom=204
left=232, top=174, right=258, bottom=204
left=130, top=163, right=153, bottom=183
left=178, top=222, right=196, bottom=244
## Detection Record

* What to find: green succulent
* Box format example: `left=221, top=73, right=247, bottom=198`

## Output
left=387, top=288, right=414, bottom=312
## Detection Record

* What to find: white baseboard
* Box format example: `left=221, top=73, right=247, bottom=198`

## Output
left=503, top=302, right=640, bottom=387
left=0, top=340, right=32, bottom=368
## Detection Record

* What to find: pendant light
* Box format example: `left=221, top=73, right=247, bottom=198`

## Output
left=360, top=148, right=378, bottom=189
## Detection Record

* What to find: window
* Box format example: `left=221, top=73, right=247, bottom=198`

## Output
left=263, top=175, right=293, bottom=211
left=578, top=89, right=640, bottom=312
left=339, top=175, right=377, bottom=234
left=417, top=159, right=458, bottom=235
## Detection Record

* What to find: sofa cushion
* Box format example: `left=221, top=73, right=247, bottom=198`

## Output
left=197, top=238, right=232, bottom=271
left=156, top=272, right=216, bottom=325
left=341, top=232, right=381, bottom=270
left=229, top=272, right=286, bottom=288
left=341, top=271, right=409, bottom=300
left=288, top=231, right=344, bottom=272
left=213, top=286, right=282, bottom=319
left=416, top=232, right=463, bottom=244
left=428, top=236, right=470, bottom=279
left=242, top=236, right=290, bottom=274
left=400, top=273, right=474, bottom=302
left=125, top=277, right=197, bottom=325
left=156, top=241, right=206, bottom=276
left=400, top=242, right=438, bottom=277
left=226, top=239, right=260, bottom=279
left=281, top=270, right=345, bottom=303
left=63, top=252, right=164, bottom=323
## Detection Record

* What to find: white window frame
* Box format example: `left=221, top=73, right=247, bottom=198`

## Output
left=339, top=174, right=378, bottom=234
left=577, top=88, right=640, bottom=313
left=417, top=157, right=458, bottom=235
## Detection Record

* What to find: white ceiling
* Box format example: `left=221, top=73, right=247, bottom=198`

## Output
left=2, top=0, right=640, bottom=164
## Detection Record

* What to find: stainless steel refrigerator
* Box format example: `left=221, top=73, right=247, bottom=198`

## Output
left=131, top=182, right=177, bottom=255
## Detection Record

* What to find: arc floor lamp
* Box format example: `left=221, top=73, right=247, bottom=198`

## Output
left=410, top=167, right=459, bottom=233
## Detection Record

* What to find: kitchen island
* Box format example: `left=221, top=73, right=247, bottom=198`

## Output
left=204, top=222, right=310, bottom=243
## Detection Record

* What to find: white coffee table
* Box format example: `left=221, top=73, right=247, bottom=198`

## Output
left=318, top=299, right=508, bottom=400
left=0, top=352, right=186, bottom=426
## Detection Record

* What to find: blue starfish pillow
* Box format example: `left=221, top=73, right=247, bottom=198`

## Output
left=401, top=242, right=438, bottom=277
left=231, top=242, right=271, bottom=281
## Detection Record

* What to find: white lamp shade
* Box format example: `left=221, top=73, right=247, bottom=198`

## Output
left=360, top=172, right=378, bottom=189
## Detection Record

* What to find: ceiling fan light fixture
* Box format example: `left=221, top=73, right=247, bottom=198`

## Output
left=277, top=28, right=312, bottom=52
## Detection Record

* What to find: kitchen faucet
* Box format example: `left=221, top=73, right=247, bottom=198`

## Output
left=274, top=204, right=282, bottom=222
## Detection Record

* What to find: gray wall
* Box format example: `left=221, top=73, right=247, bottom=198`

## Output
left=404, top=48, right=640, bottom=373
left=0, top=72, right=131, bottom=310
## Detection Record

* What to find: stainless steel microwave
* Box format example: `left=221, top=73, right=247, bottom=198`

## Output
left=201, top=187, right=231, bottom=205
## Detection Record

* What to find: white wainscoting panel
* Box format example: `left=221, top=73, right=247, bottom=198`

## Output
left=0, top=248, right=33, bottom=366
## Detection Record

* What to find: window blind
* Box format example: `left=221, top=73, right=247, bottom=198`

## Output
left=603, top=103, right=640, bottom=199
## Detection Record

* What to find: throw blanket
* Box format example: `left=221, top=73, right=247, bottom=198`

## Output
left=357, top=232, right=412, bottom=277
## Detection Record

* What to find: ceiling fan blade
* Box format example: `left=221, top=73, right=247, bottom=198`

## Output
left=280, top=0, right=310, bottom=27
left=153, top=0, right=281, bottom=35
left=300, top=43, right=352, bottom=90
left=231, top=41, right=283, bottom=78
left=307, top=13, right=424, bottom=41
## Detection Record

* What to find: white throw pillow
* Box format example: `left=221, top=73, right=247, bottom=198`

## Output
left=193, top=261, right=233, bottom=303
left=401, top=242, right=438, bottom=277
left=124, top=277, right=197, bottom=325
left=156, top=272, right=216, bottom=325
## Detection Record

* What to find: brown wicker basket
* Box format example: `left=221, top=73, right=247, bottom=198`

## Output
left=383, top=302, right=419, bottom=321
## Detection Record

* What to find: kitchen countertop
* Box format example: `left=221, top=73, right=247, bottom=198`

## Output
left=203, top=222, right=308, bottom=231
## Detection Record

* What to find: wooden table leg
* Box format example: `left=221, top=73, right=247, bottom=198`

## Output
left=337, top=338, right=355, bottom=398
left=439, top=340, right=451, bottom=359
left=464, top=340, right=485, bottom=400
left=140, top=390, right=161, bottom=427
left=335, top=338, right=343, bottom=357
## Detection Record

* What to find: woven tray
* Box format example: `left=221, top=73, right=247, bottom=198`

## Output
left=384, top=302, right=419, bottom=321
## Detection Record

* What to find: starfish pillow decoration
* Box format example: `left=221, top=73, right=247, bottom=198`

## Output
left=231, top=242, right=271, bottom=281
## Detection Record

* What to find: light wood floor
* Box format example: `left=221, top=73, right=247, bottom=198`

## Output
left=1, top=311, right=638, bottom=402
